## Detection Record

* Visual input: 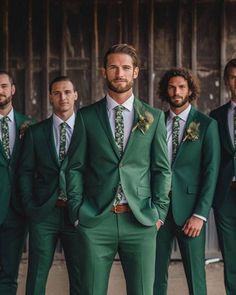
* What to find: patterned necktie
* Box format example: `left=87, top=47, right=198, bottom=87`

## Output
left=115, top=105, right=125, bottom=155
left=234, top=108, right=236, bottom=148
left=114, top=105, right=125, bottom=206
left=59, top=122, right=67, bottom=162
left=172, top=116, right=180, bottom=164
left=1, top=116, right=10, bottom=159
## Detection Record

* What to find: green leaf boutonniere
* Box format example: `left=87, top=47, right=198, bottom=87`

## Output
left=19, top=121, right=32, bottom=139
left=132, top=111, right=154, bottom=134
left=183, top=121, right=200, bottom=142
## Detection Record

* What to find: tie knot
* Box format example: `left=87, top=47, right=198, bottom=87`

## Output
left=60, top=122, right=67, bottom=129
left=1, top=116, right=9, bottom=124
left=115, top=105, right=125, bottom=113
left=173, top=116, right=180, bottom=123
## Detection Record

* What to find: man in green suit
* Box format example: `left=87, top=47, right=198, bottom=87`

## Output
left=66, top=44, right=171, bottom=295
left=210, top=59, right=236, bottom=295
left=0, top=71, right=33, bottom=295
left=154, top=68, right=220, bottom=295
left=19, top=76, right=81, bottom=295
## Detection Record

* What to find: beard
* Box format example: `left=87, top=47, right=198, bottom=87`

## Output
left=106, top=78, right=134, bottom=94
left=0, top=95, right=12, bottom=109
left=168, top=95, right=189, bottom=108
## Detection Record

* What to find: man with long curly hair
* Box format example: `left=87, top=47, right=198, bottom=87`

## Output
left=154, top=68, right=220, bottom=295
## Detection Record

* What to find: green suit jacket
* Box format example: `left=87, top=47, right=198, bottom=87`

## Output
left=18, top=116, right=79, bottom=222
left=169, top=107, right=220, bottom=226
left=0, top=110, right=33, bottom=225
left=67, top=97, right=171, bottom=227
left=210, top=102, right=234, bottom=209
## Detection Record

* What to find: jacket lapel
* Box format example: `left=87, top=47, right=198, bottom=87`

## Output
left=122, top=98, right=141, bottom=157
left=172, top=106, right=196, bottom=165
left=96, top=98, right=120, bottom=158
left=43, top=117, right=60, bottom=167
left=220, top=102, right=235, bottom=154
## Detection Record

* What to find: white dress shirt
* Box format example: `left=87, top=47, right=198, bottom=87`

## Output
left=166, top=104, right=191, bottom=163
left=0, top=108, right=16, bottom=155
left=106, top=94, right=134, bottom=149
left=167, top=105, right=206, bottom=222
left=106, top=94, right=134, bottom=204
left=52, top=112, right=75, bottom=158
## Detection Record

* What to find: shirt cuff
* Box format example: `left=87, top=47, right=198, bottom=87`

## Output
left=193, top=214, right=207, bottom=222
left=74, top=219, right=79, bottom=227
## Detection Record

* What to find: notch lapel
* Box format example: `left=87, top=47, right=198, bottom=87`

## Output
left=96, top=98, right=120, bottom=158
left=43, top=117, right=60, bottom=167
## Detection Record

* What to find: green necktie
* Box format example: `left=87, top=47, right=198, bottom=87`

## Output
left=58, top=122, right=68, bottom=202
left=59, top=122, right=67, bottom=162
left=1, top=116, right=10, bottom=159
left=114, top=105, right=125, bottom=206
left=172, top=116, right=180, bottom=164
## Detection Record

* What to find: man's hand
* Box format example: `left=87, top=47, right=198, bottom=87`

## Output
left=156, top=219, right=163, bottom=231
left=182, top=215, right=204, bottom=237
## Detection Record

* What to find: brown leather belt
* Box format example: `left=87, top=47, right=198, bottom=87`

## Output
left=111, top=204, right=131, bottom=213
left=230, top=181, right=236, bottom=190
left=55, top=199, right=68, bottom=208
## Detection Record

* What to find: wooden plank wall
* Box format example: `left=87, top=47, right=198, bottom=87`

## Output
left=1, top=0, right=236, bottom=258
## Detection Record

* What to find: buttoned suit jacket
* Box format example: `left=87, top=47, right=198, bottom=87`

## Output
left=0, top=110, right=33, bottom=225
left=210, top=102, right=235, bottom=209
left=167, top=106, right=220, bottom=225
left=67, top=97, right=171, bottom=227
left=19, top=116, right=79, bottom=222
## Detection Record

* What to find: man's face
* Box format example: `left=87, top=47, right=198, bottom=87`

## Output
left=226, top=67, right=236, bottom=100
left=49, top=80, right=78, bottom=116
left=0, top=74, right=15, bottom=110
left=167, top=76, right=192, bottom=109
left=102, top=53, right=139, bottom=94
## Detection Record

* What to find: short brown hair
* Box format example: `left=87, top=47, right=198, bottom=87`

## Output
left=0, top=70, right=14, bottom=85
left=49, top=76, right=76, bottom=93
left=223, top=58, right=236, bottom=85
left=103, top=44, right=139, bottom=68
left=158, top=68, right=200, bottom=102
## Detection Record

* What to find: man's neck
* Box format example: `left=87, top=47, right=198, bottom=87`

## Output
left=107, top=89, right=133, bottom=105
left=170, top=102, right=190, bottom=115
left=0, top=104, right=13, bottom=117
left=54, top=110, right=73, bottom=121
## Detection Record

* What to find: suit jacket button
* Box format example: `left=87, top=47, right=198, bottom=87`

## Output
left=119, top=163, right=123, bottom=168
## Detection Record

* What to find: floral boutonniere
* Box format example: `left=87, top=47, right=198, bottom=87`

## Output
left=19, top=121, right=32, bottom=139
left=132, top=110, right=154, bottom=134
left=183, top=121, right=200, bottom=142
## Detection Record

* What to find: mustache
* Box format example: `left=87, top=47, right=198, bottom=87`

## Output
left=171, top=95, right=183, bottom=100
left=112, top=78, right=128, bottom=82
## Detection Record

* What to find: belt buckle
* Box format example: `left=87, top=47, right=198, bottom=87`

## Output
left=113, top=206, right=118, bottom=213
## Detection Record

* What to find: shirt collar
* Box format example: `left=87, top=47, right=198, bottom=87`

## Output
left=168, top=104, right=192, bottom=122
left=0, top=108, right=14, bottom=122
left=106, top=94, right=134, bottom=112
left=230, top=100, right=236, bottom=110
left=52, top=112, right=75, bottom=129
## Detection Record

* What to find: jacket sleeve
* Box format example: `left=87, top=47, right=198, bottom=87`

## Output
left=151, top=111, right=171, bottom=222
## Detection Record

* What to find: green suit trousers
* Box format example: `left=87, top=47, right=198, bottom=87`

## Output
left=77, top=211, right=157, bottom=295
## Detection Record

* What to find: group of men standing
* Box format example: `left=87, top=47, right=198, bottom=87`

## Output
left=0, top=44, right=235, bottom=295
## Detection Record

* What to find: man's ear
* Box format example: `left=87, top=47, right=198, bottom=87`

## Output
left=11, top=84, right=16, bottom=96
left=133, top=67, right=139, bottom=79
left=102, top=68, right=107, bottom=79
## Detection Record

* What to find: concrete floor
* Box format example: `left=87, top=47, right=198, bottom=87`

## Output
left=17, top=260, right=225, bottom=295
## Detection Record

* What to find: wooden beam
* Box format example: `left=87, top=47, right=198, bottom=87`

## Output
left=220, top=0, right=226, bottom=105
left=25, top=0, right=33, bottom=116
left=148, top=0, right=154, bottom=106
left=42, top=0, right=50, bottom=119
left=191, top=0, right=197, bottom=75
left=61, top=0, right=66, bottom=76
left=176, top=0, right=182, bottom=67
left=2, top=0, right=9, bottom=70
left=91, top=0, right=98, bottom=103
